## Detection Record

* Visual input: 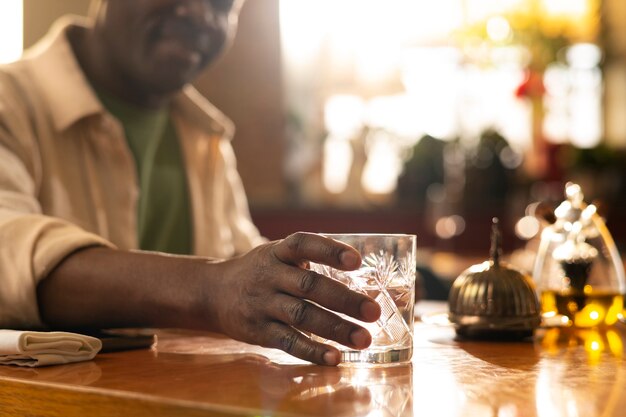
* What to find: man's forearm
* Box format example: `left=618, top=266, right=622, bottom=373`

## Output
left=36, top=247, right=219, bottom=331
left=36, top=234, right=383, bottom=366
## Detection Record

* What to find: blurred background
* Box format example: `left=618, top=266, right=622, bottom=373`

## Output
left=4, top=0, right=626, bottom=295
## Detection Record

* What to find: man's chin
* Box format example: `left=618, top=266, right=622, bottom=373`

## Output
left=124, top=75, right=189, bottom=107
left=128, top=51, right=211, bottom=102
left=148, top=78, right=189, bottom=97
left=147, top=57, right=210, bottom=89
left=141, top=64, right=202, bottom=93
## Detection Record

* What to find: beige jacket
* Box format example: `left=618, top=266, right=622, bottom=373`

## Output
left=0, top=18, right=265, bottom=329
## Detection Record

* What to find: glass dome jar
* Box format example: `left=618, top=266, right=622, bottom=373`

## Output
left=533, top=183, right=626, bottom=327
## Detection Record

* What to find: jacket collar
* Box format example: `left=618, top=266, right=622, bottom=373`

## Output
left=174, top=86, right=234, bottom=140
left=24, top=16, right=234, bottom=139
left=25, top=16, right=102, bottom=132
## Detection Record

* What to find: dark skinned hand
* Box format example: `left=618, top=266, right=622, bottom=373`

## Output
left=211, top=232, right=381, bottom=366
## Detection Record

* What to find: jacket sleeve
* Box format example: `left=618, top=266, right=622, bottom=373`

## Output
left=220, top=139, right=268, bottom=254
left=0, top=70, right=113, bottom=329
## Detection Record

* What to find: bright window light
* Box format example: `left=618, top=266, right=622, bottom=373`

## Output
left=280, top=0, right=603, bottom=200
left=323, top=134, right=353, bottom=194
left=0, top=0, right=23, bottom=64
left=542, top=0, right=588, bottom=16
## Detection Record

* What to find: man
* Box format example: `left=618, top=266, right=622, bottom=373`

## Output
left=0, top=0, right=380, bottom=366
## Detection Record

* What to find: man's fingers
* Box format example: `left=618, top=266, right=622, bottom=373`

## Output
left=261, top=321, right=342, bottom=366
left=270, top=263, right=381, bottom=323
left=270, top=233, right=380, bottom=323
left=272, top=232, right=361, bottom=271
left=269, top=293, right=372, bottom=350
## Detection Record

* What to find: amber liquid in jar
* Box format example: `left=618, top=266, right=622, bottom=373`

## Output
left=541, top=290, right=624, bottom=327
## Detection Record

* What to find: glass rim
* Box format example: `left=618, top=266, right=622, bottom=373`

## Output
left=318, top=233, right=416, bottom=239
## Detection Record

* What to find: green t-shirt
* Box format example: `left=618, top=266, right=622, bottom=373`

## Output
left=97, top=91, right=192, bottom=254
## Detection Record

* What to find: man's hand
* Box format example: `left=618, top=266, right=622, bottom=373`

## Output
left=211, top=232, right=381, bottom=366
left=38, top=233, right=381, bottom=367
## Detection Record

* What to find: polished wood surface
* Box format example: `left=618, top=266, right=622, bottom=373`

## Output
left=0, top=313, right=625, bottom=416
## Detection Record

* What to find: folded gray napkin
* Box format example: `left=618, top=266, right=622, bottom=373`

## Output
left=0, top=330, right=102, bottom=367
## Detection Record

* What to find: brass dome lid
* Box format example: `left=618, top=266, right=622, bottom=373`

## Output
left=448, top=219, right=541, bottom=339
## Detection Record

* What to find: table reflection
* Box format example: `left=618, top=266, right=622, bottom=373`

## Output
left=0, top=325, right=624, bottom=417
left=145, top=352, right=414, bottom=417
left=412, top=323, right=626, bottom=417
left=540, top=327, right=624, bottom=360
left=337, top=365, right=413, bottom=417
left=536, top=327, right=626, bottom=417
left=154, top=330, right=414, bottom=416
left=259, top=363, right=413, bottom=417
left=0, top=359, right=102, bottom=385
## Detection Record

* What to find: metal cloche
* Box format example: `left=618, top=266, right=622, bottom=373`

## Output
left=448, top=218, right=541, bottom=340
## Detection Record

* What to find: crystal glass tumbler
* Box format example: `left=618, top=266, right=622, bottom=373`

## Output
left=310, top=234, right=416, bottom=364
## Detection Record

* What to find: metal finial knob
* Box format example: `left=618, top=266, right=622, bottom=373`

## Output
left=490, top=217, right=501, bottom=266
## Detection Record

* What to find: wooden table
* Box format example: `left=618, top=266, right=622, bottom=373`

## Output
left=0, top=317, right=625, bottom=416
